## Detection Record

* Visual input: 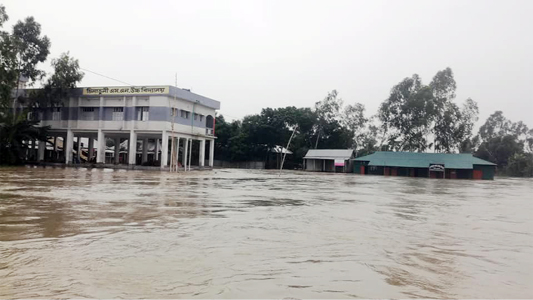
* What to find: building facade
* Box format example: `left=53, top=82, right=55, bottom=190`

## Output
left=353, top=151, right=496, bottom=180
left=26, top=85, right=220, bottom=169
left=303, top=149, right=355, bottom=173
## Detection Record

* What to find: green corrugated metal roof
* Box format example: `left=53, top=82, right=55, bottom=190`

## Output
left=353, top=151, right=496, bottom=169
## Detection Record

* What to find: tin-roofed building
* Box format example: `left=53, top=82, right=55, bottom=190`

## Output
left=303, top=149, right=355, bottom=172
left=353, top=151, right=496, bottom=180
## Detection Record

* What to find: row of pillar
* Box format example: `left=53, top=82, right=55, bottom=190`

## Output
left=60, top=129, right=214, bottom=169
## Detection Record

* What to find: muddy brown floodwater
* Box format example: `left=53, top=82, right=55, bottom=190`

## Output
left=0, top=167, right=532, bottom=298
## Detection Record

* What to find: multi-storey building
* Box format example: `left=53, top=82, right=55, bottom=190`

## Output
left=28, top=85, right=220, bottom=169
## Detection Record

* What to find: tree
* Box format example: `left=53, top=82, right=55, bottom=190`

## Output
left=25, top=52, right=84, bottom=109
left=0, top=110, right=49, bottom=164
left=475, top=135, right=524, bottom=169
left=506, top=153, right=533, bottom=177
left=0, top=5, right=7, bottom=27
left=478, top=111, right=513, bottom=142
left=0, top=5, right=82, bottom=165
left=12, top=16, right=50, bottom=84
left=475, top=111, right=532, bottom=176
left=314, top=90, right=344, bottom=148
left=10, top=15, right=51, bottom=116
left=378, top=74, right=436, bottom=151
left=342, top=102, right=367, bottom=150
left=379, top=68, right=478, bottom=153
left=0, top=5, right=18, bottom=108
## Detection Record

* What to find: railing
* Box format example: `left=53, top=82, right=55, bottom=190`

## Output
left=206, top=128, right=214, bottom=136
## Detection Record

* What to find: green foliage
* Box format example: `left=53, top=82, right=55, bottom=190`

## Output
left=12, top=16, right=50, bottom=83
left=0, top=110, right=49, bottom=164
left=0, top=5, right=83, bottom=166
left=474, top=111, right=532, bottom=176
left=378, top=68, right=479, bottom=153
left=476, top=135, right=524, bottom=169
left=25, top=52, right=84, bottom=109
left=506, top=153, right=533, bottom=177
left=0, top=5, right=7, bottom=27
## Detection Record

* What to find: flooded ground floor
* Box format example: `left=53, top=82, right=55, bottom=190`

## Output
left=0, top=167, right=532, bottom=298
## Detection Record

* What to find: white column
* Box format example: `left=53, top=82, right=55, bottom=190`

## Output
left=175, top=137, right=180, bottom=170
left=161, top=131, right=168, bottom=168
left=182, top=138, right=189, bottom=170
left=114, top=138, right=120, bottom=164
left=208, top=139, right=214, bottom=167
left=128, top=130, right=137, bottom=165
left=199, top=139, right=206, bottom=167
left=97, top=129, right=105, bottom=163
left=38, top=139, right=45, bottom=161
left=188, top=139, right=193, bottom=170
left=155, top=139, right=160, bottom=161
left=65, top=130, right=74, bottom=164
left=88, top=137, right=94, bottom=161
left=170, top=136, right=175, bottom=171
left=142, top=138, right=148, bottom=163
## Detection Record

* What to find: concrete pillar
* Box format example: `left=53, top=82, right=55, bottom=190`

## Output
left=188, top=139, right=193, bottom=170
left=76, top=137, right=81, bottom=163
left=114, top=138, right=121, bottom=164
left=142, top=138, right=148, bottom=163
left=38, top=139, right=45, bottom=161
left=182, top=138, right=189, bottom=170
left=155, top=139, right=160, bottom=161
left=199, top=139, right=206, bottom=167
left=161, top=131, right=168, bottom=168
left=170, top=136, right=175, bottom=170
left=128, top=130, right=137, bottom=165
left=65, top=130, right=74, bottom=164
left=175, top=137, right=180, bottom=169
left=88, top=137, right=94, bottom=161
left=97, top=130, right=105, bottom=163
left=208, top=139, right=214, bottom=167
left=53, top=136, right=58, bottom=160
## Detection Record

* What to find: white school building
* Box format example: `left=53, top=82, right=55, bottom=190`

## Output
left=25, top=85, right=220, bottom=170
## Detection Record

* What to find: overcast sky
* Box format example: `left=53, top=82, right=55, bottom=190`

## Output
left=3, top=0, right=533, bottom=125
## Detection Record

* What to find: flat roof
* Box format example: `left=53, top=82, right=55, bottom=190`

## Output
left=353, top=151, right=496, bottom=169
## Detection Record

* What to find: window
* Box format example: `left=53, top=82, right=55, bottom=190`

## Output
left=137, top=107, right=149, bottom=121
left=112, top=107, right=124, bottom=121
left=81, top=107, right=95, bottom=121
left=181, top=110, right=190, bottom=119
left=199, top=114, right=204, bottom=122
left=52, top=107, right=61, bottom=121
left=171, top=108, right=178, bottom=117
left=194, top=113, right=198, bottom=121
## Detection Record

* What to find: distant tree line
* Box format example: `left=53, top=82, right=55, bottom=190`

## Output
left=0, top=4, right=84, bottom=164
left=215, top=68, right=533, bottom=177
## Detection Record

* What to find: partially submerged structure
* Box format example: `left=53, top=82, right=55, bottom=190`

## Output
left=353, top=151, right=496, bottom=180
left=21, top=85, right=220, bottom=170
left=303, top=149, right=355, bottom=172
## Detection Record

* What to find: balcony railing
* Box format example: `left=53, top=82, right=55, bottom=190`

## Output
left=206, top=128, right=214, bottom=136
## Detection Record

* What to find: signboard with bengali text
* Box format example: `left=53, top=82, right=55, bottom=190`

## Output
left=82, top=86, right=169, bottom=96
left=429, top=164, right=445, bottom=172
